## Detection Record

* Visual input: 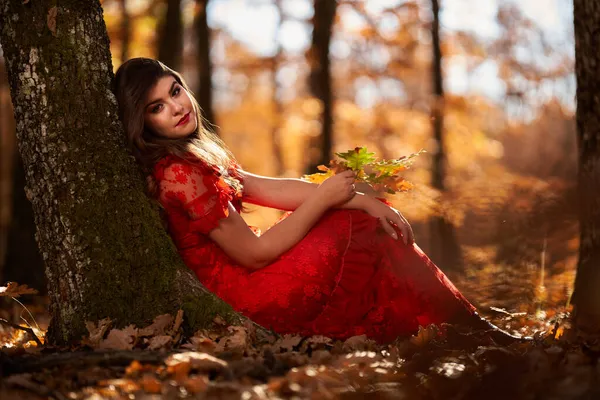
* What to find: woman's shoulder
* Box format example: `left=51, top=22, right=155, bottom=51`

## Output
left=153, top=153, right=215, bottom=181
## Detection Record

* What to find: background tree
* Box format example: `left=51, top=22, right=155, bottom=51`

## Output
left=0, top=0, right=244, bottom=344
left=157, top=0, right=183, bottom=70
left=570, top=0, right=600, bottom=333
left=195, top=0, right=216, bottom=128
left=428, top=0, right=462, bottom=271
left=305, top=0, right=337, bottom=174
left=119, top=0, right=131, bottom=63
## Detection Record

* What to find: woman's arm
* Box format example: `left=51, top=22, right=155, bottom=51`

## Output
left=240, top=170, right=372, bottom=211
left=210, top=170, right=357, bottom=269
left=239, top=170, right=414, bottom=245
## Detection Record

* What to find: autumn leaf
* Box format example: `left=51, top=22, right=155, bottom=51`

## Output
left=0, top=282, right=38, bottom=298
left=335, top=147, right=377, bottom=171
left=410, top=325, right=439, bottom=347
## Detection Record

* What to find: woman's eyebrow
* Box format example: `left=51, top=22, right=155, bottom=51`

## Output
left=145, top=80, right=178, bottom=109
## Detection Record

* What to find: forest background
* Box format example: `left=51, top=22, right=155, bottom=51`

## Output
left=0, top=0, right=577, bottom=337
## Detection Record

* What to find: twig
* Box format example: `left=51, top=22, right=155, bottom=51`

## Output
left=0, top=318, right=43, bottom=347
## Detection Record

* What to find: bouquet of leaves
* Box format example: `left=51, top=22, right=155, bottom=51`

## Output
left=302, top=147, right=425, bottom=194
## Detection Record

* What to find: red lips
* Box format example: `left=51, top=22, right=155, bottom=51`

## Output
left=176, top=112, right=190, bottom=127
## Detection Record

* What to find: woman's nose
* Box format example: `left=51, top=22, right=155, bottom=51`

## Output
left=172, top=101, right=184, bottom=115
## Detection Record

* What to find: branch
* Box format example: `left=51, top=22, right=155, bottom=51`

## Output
left=0, top=318, right=42, bottom=347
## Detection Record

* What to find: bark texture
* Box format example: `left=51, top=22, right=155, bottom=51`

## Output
left=0, top=0, right=243, bottom=344
left=195, top=0, right=216, bottom=128
left=427, top=0, right=462, bottom=272
left=571, top=0, right=600, bottom=332
left=305, top=0, right=336, bottom=174
left=157, top=0, right=183, bottom=70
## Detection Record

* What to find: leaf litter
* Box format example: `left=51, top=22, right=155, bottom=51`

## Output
left=1, top=283, right=600, bottom=399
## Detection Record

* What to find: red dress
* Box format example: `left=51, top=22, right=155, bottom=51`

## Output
left=154, top=154, right=476, bottom=343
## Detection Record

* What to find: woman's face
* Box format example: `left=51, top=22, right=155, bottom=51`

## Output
left=143, top=75, right=198, bottom=139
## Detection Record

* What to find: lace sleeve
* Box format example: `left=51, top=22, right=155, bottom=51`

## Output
left=158, top=161, right=234, bottom=234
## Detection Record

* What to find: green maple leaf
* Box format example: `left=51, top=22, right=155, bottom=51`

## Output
left=335, top=147, right=377, bottom=171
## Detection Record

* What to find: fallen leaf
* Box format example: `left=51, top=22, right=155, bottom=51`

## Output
left=215, top=325, right=248, bottom=354
left=0, top=282, right=38, bottom=298
left=98, top=325, right=137, bottom=350
left=273, top=334, right=303, bottom=352
left=140, top=375, right=162, bottom=394
left=148, top=335, right=172, bottom=351
left=138, top=314, right=173, bottom=337
left=84, top=318, right=112, bottom=345
left=183, top=375, right=209, bottom=394
left=410, top=325, right=439, bottom=347
left=165, top=352, right=227, bottom=373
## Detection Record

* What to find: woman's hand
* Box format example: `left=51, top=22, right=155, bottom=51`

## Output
left=315, top=170, right=356, bottom=208
left=363, top=197, right=414, bottom=245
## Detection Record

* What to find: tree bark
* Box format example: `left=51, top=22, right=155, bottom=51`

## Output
left=157, top=0, right=183, bottom=71
left=571, top=0, right=600, bottom=332
left=194, top=0, right=216, bottom=129
left=427, top=0, right=462, bottom=272
left=305, top=0, right=336, bottom=174
left=0, top=0, right=244, bottom=345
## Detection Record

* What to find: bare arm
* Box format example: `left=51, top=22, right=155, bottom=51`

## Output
left=240, top=170, right=375, bottom=211
left=210, top=170, right=357, bottom=269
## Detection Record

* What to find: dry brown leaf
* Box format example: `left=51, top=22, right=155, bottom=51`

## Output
left=165, top=352, right=228, bottom=373
left=167, top=361, right=191, bottom=383
left=140, top=375, right=162, bottom=394
left=273, top=334, right=303, bottom=352
left=171, top=309, right=184, bottom=335
left=342, top=335, right=377, bottom=352
left=0, top=282, right=38, bottom=298
left=183, top=375, right=209, bottom=394
left=215, top=325, right=249, bottom=354
left=98, top=325, right=137, bottom=350
left=182, top=334, right=217, bottom=354
left=84, top=318, right=112, bottom=345
left=410, top=325, right=438, bottom=347
left=147, top=335, right=172, bottom=351
left=138, top=314, right=174, bottom=337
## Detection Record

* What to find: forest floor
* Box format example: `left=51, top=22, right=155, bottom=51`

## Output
left=0, top=274, right=597, bottom=400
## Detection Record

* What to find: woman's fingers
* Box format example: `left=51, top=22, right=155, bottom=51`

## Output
left=379, top=217, right=399, bottom=241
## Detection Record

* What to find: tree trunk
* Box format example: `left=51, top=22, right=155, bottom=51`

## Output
left=0, top=0, right=244, bottom=345
left=570, top=0, right=600, bottom=332
left=3, top=153, right=46, bottom=294
left=271, top=0, right=284, bottom=176
left=157, top=0, right=183, bottom=70
left=427, top=0, right=463, bottom=271
left=194, top=0, right=216, bottom=129
left=305, top=0, right=336, bottom=174
left=119, top=0, right=131, bottom=63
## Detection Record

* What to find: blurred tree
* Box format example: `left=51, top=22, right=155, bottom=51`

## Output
left=428, top=0, right=462, bottom=271
left=570, top=0, right=600, bottom=333
left=157, top=0, right=183, bottom=70
left=305, top=0, right=337, bottom=174
left=0, top=0, right=246, bottom=344
left=119, top=0, right=131, bottom=62
left=271, top=0, right=284, bottom=175
left=194, top=0, right=216, bottom=128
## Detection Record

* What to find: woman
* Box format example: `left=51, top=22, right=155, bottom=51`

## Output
left=112, top=57, right=515, bottom=344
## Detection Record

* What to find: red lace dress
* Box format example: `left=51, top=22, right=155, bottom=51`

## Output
left=154, top=154, right=476, bottom=343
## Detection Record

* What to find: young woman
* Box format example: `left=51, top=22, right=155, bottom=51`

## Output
left=112, top=57, right=518, bottom=344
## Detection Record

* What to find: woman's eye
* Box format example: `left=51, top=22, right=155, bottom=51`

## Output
left=152, top=104, right=162, bottom=113
left=173, top=87, right=181, bottom=96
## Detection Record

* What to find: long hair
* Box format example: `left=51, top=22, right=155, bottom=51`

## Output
left=112, top=57, right=242, bottom=198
